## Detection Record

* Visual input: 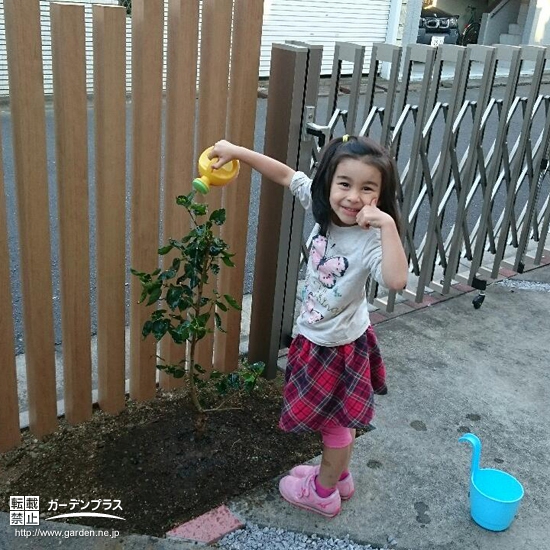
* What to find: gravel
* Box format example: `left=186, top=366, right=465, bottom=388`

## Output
left=218, top=524, right=400, bottom=550
left=495, top=279, right=550, bottom=292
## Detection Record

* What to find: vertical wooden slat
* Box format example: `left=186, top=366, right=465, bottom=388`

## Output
left=4, top=0, right=57, bottom=437
left=94, top=5, right=127, bottom=413
left=51, top=3, right=92, bottom=425
left=159, top=0, right=200, bottom=390
left=0, top=127, right=20, bottom=452
left=214, top=0, right=264, bottom=372
left=248, top=44, right=308, bottom=378
left=129, top=0, right=164, bottom=401
left=194, top=0, right=233, bottom=373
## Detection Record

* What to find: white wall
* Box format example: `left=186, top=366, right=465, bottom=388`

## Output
left=479, top=0, right=522, bottom=45
left=523, top=0, right=550, bottom=45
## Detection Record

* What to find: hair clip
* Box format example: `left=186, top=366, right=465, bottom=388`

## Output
left=342, top=135, right=349, bottom=143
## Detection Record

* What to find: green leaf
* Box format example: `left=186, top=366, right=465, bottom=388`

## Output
left=209, top=208, right=226, bottom=225
left=169, top=238, right=186, bottom=252
left=193, top=363, right=206, bottom=374
left=151, top=309, right=167, bottom=321
left=152, top=268, right=162, bottom=276
left=190, top=203, right=208, bottom=216
left=221, top=254, right=235, bottom=267
left=189, top=273, right=200, bottom=289
left=210, top=263, right=220, bottom=275
left=177, top=297, right=193, bottom=311
left=146, top=285, right=163, bottom=306
left=130, top=268, right=145, bottom=277
left=209, top=243, right=224, bottom=256
left=249, top=361, right=265, bottom=375
left=158, top=244, right=174, bottom=255
left=168, top=325, right=184, bottom=344
left=166, top=286, right=184, bottom=309
left=214, top=312, right=226, bottom=332
left=142, top=320, right=153, bottom=338
left=224, top=294, right=241, bottom=310
left=170, top=321, right=190, bottom=343
left=171, top=257, right=182, bottom=271
left=215, top=300, right=228, bottom=312
left=197, top=312, right=210, bottom=324
left=152, top=319, right=170, bottom=340
left=227, top=372, right=241, bottom=390
left=159, top=268, right=177, bottom=281
left=176, top=194, right=192, bottom=208
left=138, top=287, right=148, bottom=304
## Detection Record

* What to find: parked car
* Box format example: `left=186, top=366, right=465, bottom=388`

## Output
left=418, top=6, right=461, bottom=46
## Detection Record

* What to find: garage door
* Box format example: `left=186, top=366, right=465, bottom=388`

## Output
left=259, top=0, right=393, bottom=76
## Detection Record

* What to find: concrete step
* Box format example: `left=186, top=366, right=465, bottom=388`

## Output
left=500, top=33, right=521, bottom=45
left=508, top=23, right=522, bottom=35
left=518, top=4, right=529, bottom=27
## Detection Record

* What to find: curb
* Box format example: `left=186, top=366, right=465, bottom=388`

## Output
left=165, top=505, right=243, bottom=545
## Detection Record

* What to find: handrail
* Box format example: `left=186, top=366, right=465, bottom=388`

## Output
left=487, top=0, right=515, bottom=19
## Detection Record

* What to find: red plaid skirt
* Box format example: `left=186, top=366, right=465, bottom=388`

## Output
left=279, top=326, right=387, bottom=433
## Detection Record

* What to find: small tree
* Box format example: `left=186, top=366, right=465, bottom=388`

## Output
left=131, top=191, right=248, bottom=413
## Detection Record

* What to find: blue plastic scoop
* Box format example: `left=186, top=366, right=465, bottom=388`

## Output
left=459, top=433, right=524, bottom=531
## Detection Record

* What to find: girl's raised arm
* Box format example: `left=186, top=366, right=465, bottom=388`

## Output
left=209, top=140, right=295, bottom=188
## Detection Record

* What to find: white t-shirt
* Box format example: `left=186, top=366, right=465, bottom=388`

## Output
left=290, top=171, right=386, bottom=347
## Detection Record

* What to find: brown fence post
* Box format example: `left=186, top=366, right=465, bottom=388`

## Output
left=159, top=0, right=200, bottom=390
left=248, top=44, right=308, bottom=379
left=129, top=0, right=165, bottom=402
left=51, top=2, right=93, bottom=425
left=4, top=0, right=58, bottom=438
left=214, top=0, right=264, bottom=373
left=194, top=0, right=233, bottom=374
left=94, top=4, right=127, bottom=414
left=0, top=127, right=19, bottom=452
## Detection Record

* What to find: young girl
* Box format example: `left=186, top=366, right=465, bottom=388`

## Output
left=210, top=135, right=408, bottom=518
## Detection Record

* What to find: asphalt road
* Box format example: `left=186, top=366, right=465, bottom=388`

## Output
left=2, top=78, right=548, bottom=356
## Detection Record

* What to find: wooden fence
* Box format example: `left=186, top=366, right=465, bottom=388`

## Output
left=0, top=0, right=264, bottom=453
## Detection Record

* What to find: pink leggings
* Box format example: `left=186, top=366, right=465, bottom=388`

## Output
left=320, top=426, right=354, bottom=449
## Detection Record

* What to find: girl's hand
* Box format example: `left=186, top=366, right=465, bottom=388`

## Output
left=209, top=140, right=240, bottom=169
left=356, top=199, right=394, bottom=230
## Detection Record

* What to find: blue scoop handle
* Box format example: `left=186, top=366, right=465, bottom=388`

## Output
left=459, top=432, right=482, bottom=478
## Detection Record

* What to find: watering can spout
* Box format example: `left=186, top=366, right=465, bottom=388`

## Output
left=459, top=432, right=482, bottom=477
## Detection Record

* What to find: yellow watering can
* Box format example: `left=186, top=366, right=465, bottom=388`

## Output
left=192, top=146, right=240, bottom=194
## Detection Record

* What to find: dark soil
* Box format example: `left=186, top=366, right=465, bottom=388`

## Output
left=0, top=375, right=323, bottom=538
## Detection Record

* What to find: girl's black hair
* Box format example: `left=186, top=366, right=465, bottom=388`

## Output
left=311, top=135, right=402, bottom=237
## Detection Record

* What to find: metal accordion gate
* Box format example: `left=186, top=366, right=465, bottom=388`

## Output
left=248, top=41, right=550, bottom=378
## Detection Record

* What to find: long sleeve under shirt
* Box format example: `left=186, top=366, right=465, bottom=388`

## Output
left=290, top=171, right=386, bottom=347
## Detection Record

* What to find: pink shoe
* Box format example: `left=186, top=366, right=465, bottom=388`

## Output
left=279, top=473, right=341, bottom=518
left=289, top=464, right=355, bottom=500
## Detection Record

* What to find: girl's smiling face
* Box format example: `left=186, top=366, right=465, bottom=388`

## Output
left=329, top=158, right=382, bottom=227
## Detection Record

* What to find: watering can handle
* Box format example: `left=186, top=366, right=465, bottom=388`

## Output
left=459, top=433, right=481, bottom=447
left=459, top=432, right=482, bottom=477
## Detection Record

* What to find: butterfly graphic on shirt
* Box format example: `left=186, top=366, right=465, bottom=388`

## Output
left=310, top=234, right=349, bottom=289
left=301, top=292, right=324, bottom=324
